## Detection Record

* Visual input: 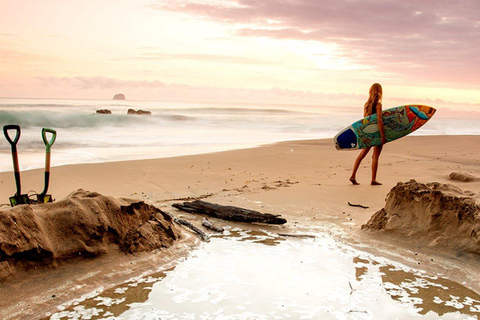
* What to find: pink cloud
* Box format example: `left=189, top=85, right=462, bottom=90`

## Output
left=34, top=75, right=364, bottom=103
left=129, top=52, right=278, bottom=65
left=156, top=0, right=480, bottom=88
left=36, top=76, right=167, bottom=90
left=34, top=76, right=480, bottom=113
left=0, top=48, right=58, bottom=63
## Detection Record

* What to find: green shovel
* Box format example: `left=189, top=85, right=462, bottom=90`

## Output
left=37, top=128, right=57, bottom=203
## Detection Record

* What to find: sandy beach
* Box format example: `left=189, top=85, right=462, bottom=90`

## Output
left=1, top=135, right=480, bottom=318
left=2, top=1, right=479, bottom=318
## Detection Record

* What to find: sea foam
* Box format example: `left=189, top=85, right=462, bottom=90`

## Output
left=0, top=99, right=478, bottom=172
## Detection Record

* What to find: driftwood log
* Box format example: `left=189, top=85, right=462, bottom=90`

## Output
left=172, top=200, right=287, bottom=225
left=202, top=218, right=224, bottom=233
left=162, top=212, right=210, bottom=242
left=278, top=233, right=316, bottom=239
left=348, top=202, right=369, bottom=209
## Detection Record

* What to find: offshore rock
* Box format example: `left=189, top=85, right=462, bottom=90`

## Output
left=96, top=109, right=112, bottom=114
left=113, top=93, right=125, bottom=100
left=127, top=108, right=152, bottom=115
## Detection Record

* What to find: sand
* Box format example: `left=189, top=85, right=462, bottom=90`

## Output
left=1, top=135, right=480, bottom=317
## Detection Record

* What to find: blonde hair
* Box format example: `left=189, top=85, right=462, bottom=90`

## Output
left=364, top=83, right=383, bottom=116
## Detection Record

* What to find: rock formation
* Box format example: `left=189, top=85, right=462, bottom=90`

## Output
left=96, top=109, right=112, bottom=114
left=127, top=109, right=152, bottom=115
left=113, top=93, right=125, bottom=100
left=450, top=172, right=479, bottom=182
left=0, top=189, right=181, bottom=279
left=362, top=180, right=480, bottom=253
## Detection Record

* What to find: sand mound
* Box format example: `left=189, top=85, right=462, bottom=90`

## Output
left=362, top=180, right=480, bottom=253
left=0, top=189, right=181, bottom=279
left=449, top=172, right=478, bottom=182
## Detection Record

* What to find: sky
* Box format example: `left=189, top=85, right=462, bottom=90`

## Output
left=0, top=0, right=479, bottom=110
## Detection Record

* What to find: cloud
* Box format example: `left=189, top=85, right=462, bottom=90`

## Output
left=0, top=48, right=58, bottom=63
left=130, top=52, right=278, bottom=65
left=36, top=76, right=167, bottom=90
left=35, top=75, right=364, bottom=103
left=156, top=0, right=480, bottom=88
left=35, top=75, right=480, bottom=111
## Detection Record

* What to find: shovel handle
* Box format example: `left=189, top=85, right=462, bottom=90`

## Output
left=3, top=125, right=22, bottom=196
left=42, top=128, right=56, bottom=153
left=40, top=128, right=56, bottom=198
left=3, top=125, right=21, bottom=152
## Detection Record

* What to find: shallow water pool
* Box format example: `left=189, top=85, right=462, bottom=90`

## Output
left=47, top=227, right=480, bottom=320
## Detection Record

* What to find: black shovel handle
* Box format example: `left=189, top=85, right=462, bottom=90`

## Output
left=3, top=125, right=21, bottom=153
left=3, top=125, right=22, bottom=195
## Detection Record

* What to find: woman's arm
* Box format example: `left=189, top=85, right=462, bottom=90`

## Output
left=376, top=102, right=387, bottom=144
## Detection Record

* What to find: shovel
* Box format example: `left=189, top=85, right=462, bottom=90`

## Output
left=37, top=128, right=57, bottom=204
left=3, top=125, right=30, bottom=206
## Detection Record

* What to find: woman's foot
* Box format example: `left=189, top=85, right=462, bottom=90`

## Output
left=349, top=177, right=360, bottom=185
left=371, top=180, right=382, bottom=185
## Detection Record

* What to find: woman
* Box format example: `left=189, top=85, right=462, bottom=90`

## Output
left=349, top=83, right=386, bottom=185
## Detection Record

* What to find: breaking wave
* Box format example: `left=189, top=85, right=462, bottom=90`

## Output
left=0, top=110, right=196, bottom=129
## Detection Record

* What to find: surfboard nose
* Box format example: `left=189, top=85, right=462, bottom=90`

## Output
left=423, top=105, right=436, bottom=117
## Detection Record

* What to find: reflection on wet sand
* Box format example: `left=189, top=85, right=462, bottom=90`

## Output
left=381, top=265, right=480, bottom=316
left=43, top=267, right=174, bottom=320
left=354, top=257, right=480, bottom=317
left=45, top=227, right=283, bottom=320
left=214, top=227, right=285, bottom=246
left=46, top=227, right=480, bottom=319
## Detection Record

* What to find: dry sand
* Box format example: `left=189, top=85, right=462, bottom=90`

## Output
left=1, top=135, right=479, bottom=317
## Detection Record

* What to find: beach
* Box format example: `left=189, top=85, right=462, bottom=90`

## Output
left=2, top=0, right=480, bottom=317
left=1, top=135, right=480, bottom=318
left=2, top=0, right=479, bottom=317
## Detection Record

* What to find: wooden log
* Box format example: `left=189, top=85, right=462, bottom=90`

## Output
left=172, top=200, right=287, bottom=225
left=202, top=218, right=224, bottom=233
left=348, top=202, right=369, bottom=209
left=176, top=218, right=210, bottom=242
left=278, top=233, right=316, bottom=239
left=161, top=212, right=210, bottom=242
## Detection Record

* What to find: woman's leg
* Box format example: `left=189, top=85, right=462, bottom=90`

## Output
left=350, top=147, right=371, bottom=185
left=371, top=145, right=383, bottom=185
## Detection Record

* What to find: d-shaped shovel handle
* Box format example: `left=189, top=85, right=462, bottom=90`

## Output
left=3, top=125, right=22, bottom=196
left=40, top=128, right=56, bottom=200
left=3, top=125, right=21, bottom=153
left=42, top=128, right=57, bottom=153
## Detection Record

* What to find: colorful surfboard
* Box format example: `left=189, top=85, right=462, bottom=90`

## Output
left=334, top=105, right=436, bottom=150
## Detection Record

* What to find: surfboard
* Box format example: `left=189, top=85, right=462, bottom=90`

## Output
left=334, top=105, right=436, bottom=150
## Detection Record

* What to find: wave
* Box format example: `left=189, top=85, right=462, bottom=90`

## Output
left=0, top=106, right=299, bottom=131
left=161, top=107, right=301, bottom=115
left=0, top=110, right=196, bottom=129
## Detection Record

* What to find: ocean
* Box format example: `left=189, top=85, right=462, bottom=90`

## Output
left=1, top=98, right=479, bottom=173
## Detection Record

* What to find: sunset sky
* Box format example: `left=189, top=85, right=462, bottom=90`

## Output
left=0, top=0, right=479, bottom=110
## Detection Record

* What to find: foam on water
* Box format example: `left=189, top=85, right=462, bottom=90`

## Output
left=1, top=99, right=478, bottom=172
left=46, top=227, right=480, bottom=319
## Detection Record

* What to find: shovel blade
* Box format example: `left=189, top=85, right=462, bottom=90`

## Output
left=37, top=194, right=53, bottom=204
left=9, top=194, right=30, bottom=207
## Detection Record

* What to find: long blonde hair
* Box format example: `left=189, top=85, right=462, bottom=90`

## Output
left=364, top=83, right=383, bottom=116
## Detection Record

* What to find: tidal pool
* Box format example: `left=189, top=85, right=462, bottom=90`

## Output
left=47, top=227, right=480, bottom=319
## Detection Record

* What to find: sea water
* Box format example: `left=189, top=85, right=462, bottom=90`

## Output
left=1, top=98, right=479, bottom=172
left=47, top=226, right=480, bottom=319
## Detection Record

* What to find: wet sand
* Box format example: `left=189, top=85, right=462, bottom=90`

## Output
left=47, top=227, right=480, bottom=319
left=1, top=135, right=480, bottom=318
